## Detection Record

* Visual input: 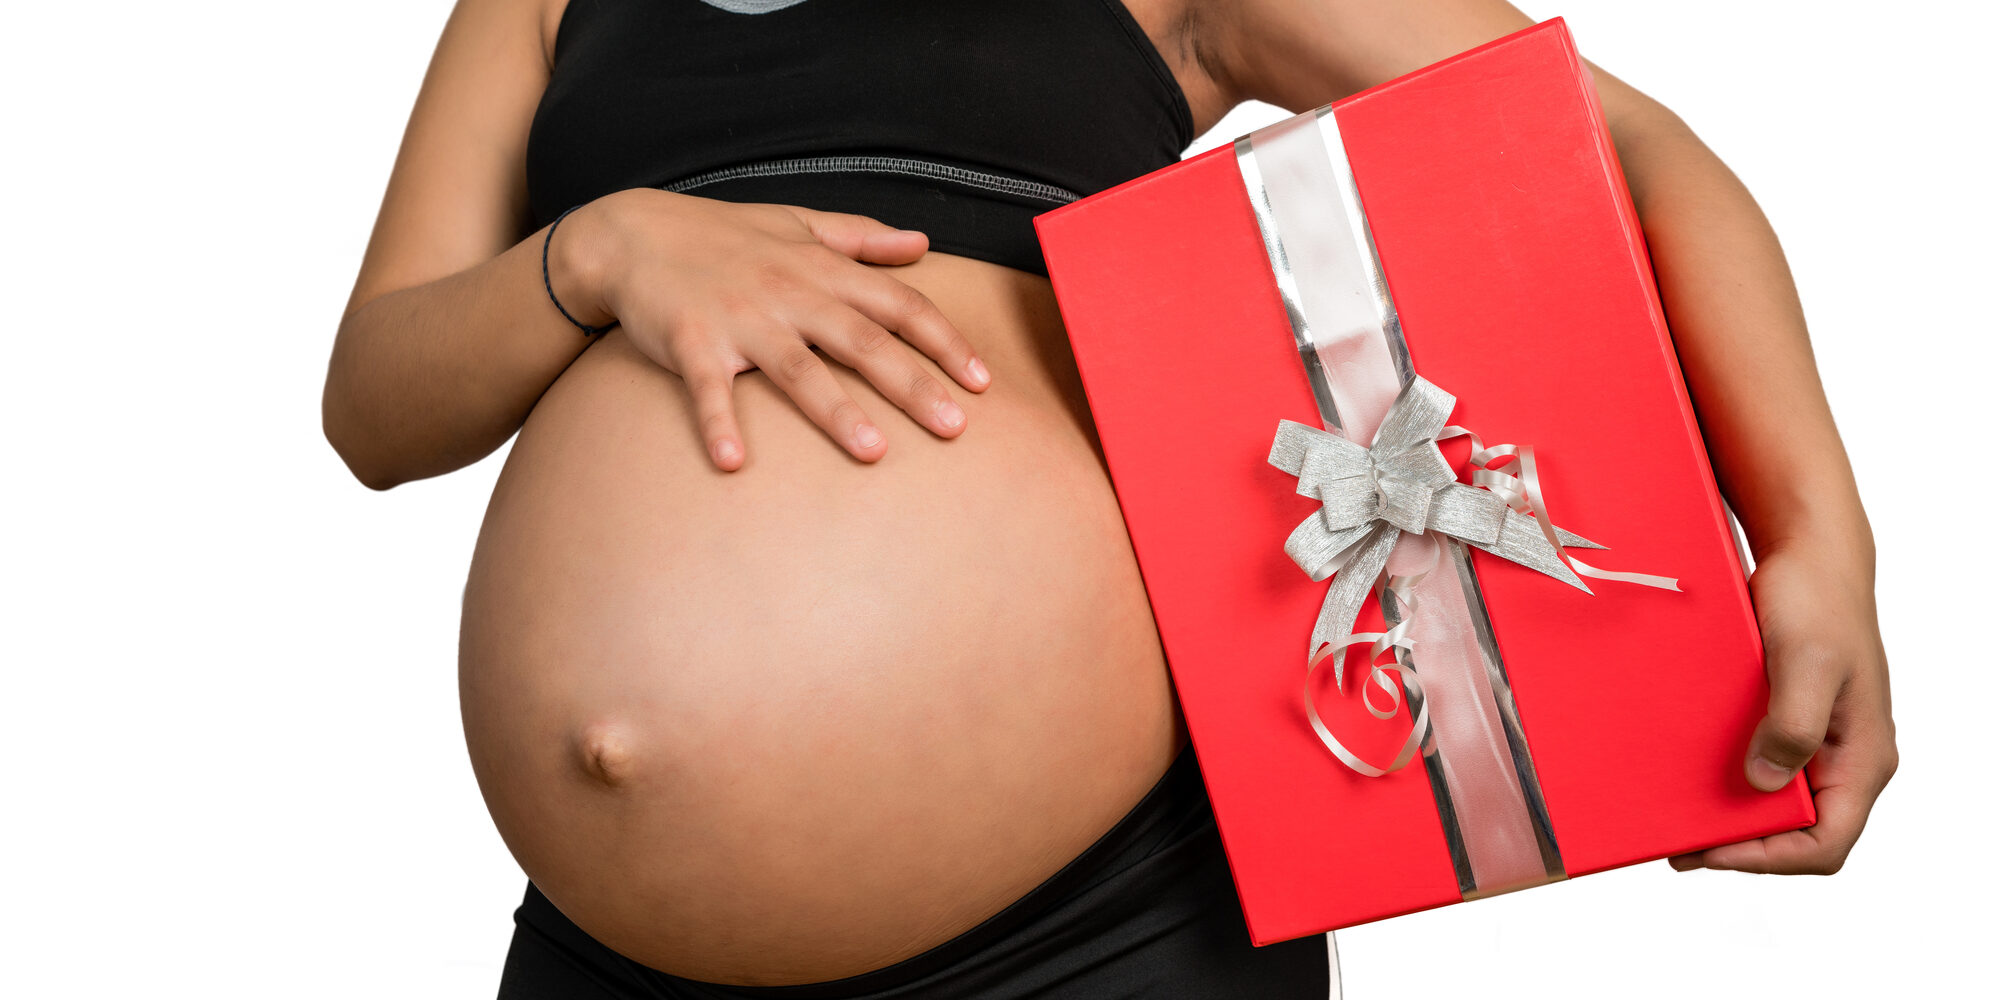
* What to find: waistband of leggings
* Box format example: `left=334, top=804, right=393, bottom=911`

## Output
left=644, top=741, right=1209, bottom=998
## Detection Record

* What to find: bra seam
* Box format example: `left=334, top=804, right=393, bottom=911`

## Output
left=659, top=155, right=1082, bottom=205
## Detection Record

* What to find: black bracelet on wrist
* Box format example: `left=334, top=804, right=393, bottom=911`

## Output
left=542, top=204, right=619, bottom=337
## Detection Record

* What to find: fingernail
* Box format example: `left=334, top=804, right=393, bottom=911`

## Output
left=715, top=439, right=740, bottom=465
left=967, top=357, right=990, bottom=386
left=1668, top=855, right=1700, bottom=872
left=898, top=228, right=925, bottom=237
left=934, top=399, right=965, bottom=429
left=854, top=424, right=884, bottom=450
left=1747, top=755, right=1795, bottom=791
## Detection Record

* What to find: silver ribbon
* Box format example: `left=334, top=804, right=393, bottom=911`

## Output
left=1268, top=375, right=1679, bottom=776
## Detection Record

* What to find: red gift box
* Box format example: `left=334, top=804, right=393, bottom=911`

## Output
left=1033, top=18, right=1814, bottom=945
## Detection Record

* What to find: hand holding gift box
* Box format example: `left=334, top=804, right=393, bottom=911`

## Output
left=1034, top=18, right=1819, bottom=944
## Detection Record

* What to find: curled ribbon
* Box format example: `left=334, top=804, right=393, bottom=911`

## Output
left=1267, top=376, right=1680, bottom=776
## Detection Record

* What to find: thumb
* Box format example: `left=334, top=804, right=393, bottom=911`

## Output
left=787, top=207, right=929, bottom=264
left=1746, top=637, right=1840, bottom=792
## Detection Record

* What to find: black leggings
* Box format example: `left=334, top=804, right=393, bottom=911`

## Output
left=496, top=744, right=1332, bottom=998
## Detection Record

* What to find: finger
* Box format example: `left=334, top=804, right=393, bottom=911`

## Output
left=785, top=206, right=930, bottom=265
left=681, top=359, right=745, bottom=471
left=1679, top=774, right=1872, bottom=875
left=806, top=306, right=967, bottom=439
left=832, top=265, right=991, bottom=392
left=750, top=340, right=888, bottom=462
left=1671, top=709, right=1894, bottom=876
left=1745, top=636, right=1843, bottom=791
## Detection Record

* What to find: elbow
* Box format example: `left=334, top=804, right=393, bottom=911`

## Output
left=324, top=420, right=402, bottom=492
left=346, top=457, right=403, bottom=493
left=322, top=382, right=403, bottom=492
left=323, top=310, right=410, bottom=492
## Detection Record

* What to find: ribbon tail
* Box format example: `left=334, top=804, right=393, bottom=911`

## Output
left=1459, top=508, right=1591, bottom=592
left=1555, top=527, right=1605, bottom=550
left=1566, top=555, right=1681, bottom=591
left=1458, top=511, right=1680, bottom=593
left=1308, top=522, right=1400, bottom=693
left=1305, top=653, right=1430, bottom=778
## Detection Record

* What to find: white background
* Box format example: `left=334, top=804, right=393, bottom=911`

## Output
left=3, top=1, right=1991, bottom=996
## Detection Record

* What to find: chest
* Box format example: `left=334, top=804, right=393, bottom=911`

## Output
left=526, top=0, right=1199, bottom=227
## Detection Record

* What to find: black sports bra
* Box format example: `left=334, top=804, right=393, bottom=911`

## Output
left=525, top=0, right=1196, bottom=276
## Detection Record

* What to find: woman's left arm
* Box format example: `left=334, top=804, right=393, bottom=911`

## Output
left=1200, top=0, right=1896, bottom=874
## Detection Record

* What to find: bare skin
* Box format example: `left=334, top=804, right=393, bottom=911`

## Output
left=458, top=249, right=1187, bottom=982
left=326, top=0, right=1894, bottom=986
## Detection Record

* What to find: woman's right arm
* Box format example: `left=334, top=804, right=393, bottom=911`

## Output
left=325, top=0, right=988, bottom=490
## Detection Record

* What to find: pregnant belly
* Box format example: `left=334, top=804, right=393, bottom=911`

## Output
left=458, top=253, right=1183, bottom=986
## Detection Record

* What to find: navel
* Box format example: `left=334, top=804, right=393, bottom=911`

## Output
left=573, top=720, right=639, bottom=789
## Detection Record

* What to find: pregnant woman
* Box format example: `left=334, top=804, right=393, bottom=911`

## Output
left=322, top=1, right=1897, bottom=996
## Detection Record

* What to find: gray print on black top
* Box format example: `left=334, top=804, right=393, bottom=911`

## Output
left=698, top=0, right=814, bottom=13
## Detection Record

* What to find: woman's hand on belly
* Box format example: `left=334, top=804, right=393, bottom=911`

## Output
left=551, top=188, right=994, bottom=469
left=458, top=251, right=1185, bottom=983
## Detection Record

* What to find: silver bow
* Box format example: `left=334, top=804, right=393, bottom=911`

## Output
left=1267, top=376, right=1678, bottom=774
left=1269, top=376, right=1601, bottom=668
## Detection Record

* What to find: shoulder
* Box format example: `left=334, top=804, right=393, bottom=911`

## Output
left=1187, top=0, right=1539, bottom=111
left=439, top=0, right=563, bottom=70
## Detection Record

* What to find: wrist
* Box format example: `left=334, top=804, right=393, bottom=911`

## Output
left=1751, top=509, right=1877, bottom=589
left=546, top=195, right=624, bottom=329
left=1730, top=469, right=1873, bottom=571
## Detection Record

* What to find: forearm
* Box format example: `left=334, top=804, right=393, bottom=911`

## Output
left=322, top=208, right=610, bottom=490
left=1608, top=101, right=1873, bottom=579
